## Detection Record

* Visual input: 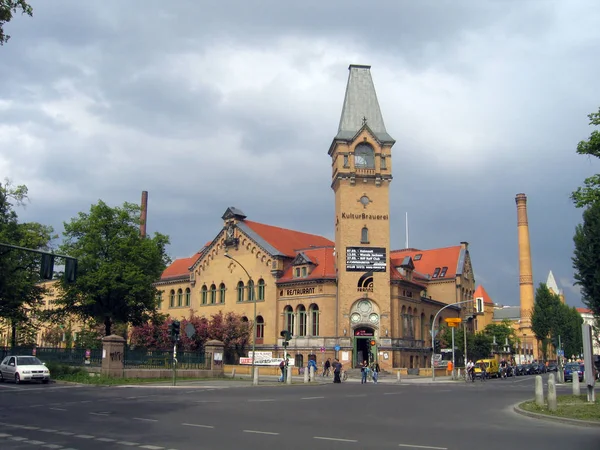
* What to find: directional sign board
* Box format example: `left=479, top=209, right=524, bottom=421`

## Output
left=334, top=345, right=341, bottom=351
left=345, top=247, right=387, bottom=272
left=185, top=323, right=195, bottom=338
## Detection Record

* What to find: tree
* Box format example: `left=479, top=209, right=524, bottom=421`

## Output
left=0, top=179, right=55, bottom=347
left=0, top=0, right=32, bottom=45
left=54, top=200, right=171, bottom=336
left=573, top=201, right=600, bottom=318
left=571, top=108, right=600, bottom=208
left=531, top=283, right=561, bottom=360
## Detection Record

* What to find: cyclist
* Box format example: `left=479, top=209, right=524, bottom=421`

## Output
left=466, top=360, right=475, bottom=382
left=500, top=359, right=508, bottom=379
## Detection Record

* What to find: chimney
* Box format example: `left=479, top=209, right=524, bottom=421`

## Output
left=515, top=193, right=535, bottom=331
left=140, top=191, right=148, bottom=238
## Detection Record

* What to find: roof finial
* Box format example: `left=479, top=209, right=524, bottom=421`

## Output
left=362, top=116, right=368, bottom=126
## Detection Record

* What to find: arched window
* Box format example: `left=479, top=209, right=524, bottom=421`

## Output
left=156, top=291, right=163, bottom=310
left=420, top=312, right=425, bottom=340
left=177, top=289, right=183, bottom=307
left=361, top=226, right=369, bottom=243
left=210, top=284, right=217, bottom=304
left=401, top=305, right=407, bottom=337
left=237, top=281, right=245, bottom=302
left=242, top=316, right=249, bottom=323
left=185, top=288, right=191, bottom=307
left=219, top=283, right=226, bottom=304
left=257, top=278, right=265, bottom=300
left=201, top=285, right=207, bottom=305
left=354, top=143, right=375, bottom=168
left=309, top=304, right=319, bottom=336
left=247, top=279, right=255, bottom=301
left=169, top=290, right=175, bottom=308
left=297, top=305, right=307, bottom=337
left=284, top=306, right=294, bottom=334
left=256, top=316, right=264, bottom=339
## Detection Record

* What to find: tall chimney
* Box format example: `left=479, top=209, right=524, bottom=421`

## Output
left=515, top=193, right=535, bottom=330
left=140, top=191, right=148, bottom=238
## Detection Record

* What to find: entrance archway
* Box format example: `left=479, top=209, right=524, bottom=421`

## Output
left=353, top=327, right=376, bottom=367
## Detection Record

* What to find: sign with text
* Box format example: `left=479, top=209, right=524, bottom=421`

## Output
left=239, top=357, right=295, bottom=366
left=346, top=247, right=387, bottom=272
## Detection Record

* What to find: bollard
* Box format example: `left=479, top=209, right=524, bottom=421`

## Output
left=397, top=370, right=401, bottom=383
left=535, top=375, right=544, bottom=407
left=547, top=373, right=557, bottom=411
left=253, top=366, right=259, bottom=386
left=303, top=367, right=309, bottom=383
left=231, top=367, right=236, bottom=378
left=310, top=365, right=315, bottom=382
left=286, top=365, right=292, bottom=385
left=572, top=372, right=581, bottom=396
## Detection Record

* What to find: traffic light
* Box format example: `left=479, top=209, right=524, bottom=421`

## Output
left=40, top=254, right=55, bottom=280
left=168, top=322, right=173, bottom=339
left=65, top=258, right=78, bottom=283
left=434, top=339, right=441, bottom=353
left=172, top=320, right=181, bottom=340
left=369, top=339, right=376, bottom=347
left=280, top=330, right=292, bottom=347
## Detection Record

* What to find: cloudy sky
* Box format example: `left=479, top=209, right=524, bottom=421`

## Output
left=1, top=0, right=598, bottom=308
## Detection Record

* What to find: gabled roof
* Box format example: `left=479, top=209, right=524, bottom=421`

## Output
left=474, top=285, right=494, bottom=305
left=390, top=246, right=464, bottom=280
left=390, top=265, right=427, bottom=289
left=240, top=220, right=334, bottom=258
left=292, top=252, right=314, bottom=266
left=576, top=307, right=593, bottom=314
left=277, top=247, right=336, bottom=282
left=335, top=65, right=394, bottom=144
left=160, top=251, right=204, bottom=281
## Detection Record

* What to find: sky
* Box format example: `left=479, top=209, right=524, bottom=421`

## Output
left=1, top=0, right=598, bottom=308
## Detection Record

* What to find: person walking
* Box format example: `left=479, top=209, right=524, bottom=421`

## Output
left=333, top=359, right=342, bottom=383
left=278, top=359, right=285, bottom=382
left=323, top=358, right=331, bottom=377
left=361, top=360, right=368, bottom=384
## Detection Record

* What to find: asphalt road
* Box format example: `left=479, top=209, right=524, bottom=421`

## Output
left=0, top=375, right=598, bottom=450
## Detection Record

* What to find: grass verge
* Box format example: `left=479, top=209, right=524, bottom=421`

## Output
left=520, top=394, right=600, bottom=422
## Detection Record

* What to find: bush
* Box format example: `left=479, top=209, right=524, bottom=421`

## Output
left=45, top=362, right=86, bottom=378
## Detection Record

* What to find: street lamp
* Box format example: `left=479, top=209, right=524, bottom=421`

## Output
left=224, top=252, right=257, bottom=376
left=431, top=299, right=473, bottom=381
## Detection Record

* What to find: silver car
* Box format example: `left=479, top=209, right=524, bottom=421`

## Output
left=0, top=355, right=51, bottom=384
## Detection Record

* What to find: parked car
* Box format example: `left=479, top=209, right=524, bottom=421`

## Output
left=547, top=362, right=558, bottom=372
left=522, top=364, right=533, bottom=375
left=0, top=355, right=51, bottom=384
left=564, top=362, right=584, bottom=382
left=514, top=364, right=525, bottom=376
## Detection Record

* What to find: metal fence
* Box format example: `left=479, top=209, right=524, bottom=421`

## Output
left=0, top=347, right=102, bottom=367
left=124, top=348, right=210, bottom=370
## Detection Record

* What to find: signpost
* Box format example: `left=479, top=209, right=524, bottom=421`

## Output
left=445, top=318, right=461, bottom=380
left=345, top=247, right=387, bottom=272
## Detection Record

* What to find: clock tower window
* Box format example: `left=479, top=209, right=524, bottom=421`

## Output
left=354, top=144, right=375, bottom=168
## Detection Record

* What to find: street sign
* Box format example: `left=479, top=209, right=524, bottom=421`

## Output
left=320, top=347, right=326, bottom=353
left=185, top=323, right=195, bottom=338
left=334, top=345, right=341, bottom=351
left=557, top=350, right=564, bottom=356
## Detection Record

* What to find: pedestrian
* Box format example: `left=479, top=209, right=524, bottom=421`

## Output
left=333, top=359, right=342, bottom=383
left=308, top=358, right=317, bottom=381
left=323, top=358, right=331, bottom=377
left=361, top=360, right=368, bottom=384
left=278, top=359, right=285, bottom=382
left=371, top=362, right=379, bottom=383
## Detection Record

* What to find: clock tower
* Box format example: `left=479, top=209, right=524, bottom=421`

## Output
left=328, top=65, right=395, bottom=363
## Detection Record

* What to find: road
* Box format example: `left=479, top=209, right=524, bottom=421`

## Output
left=0, top=375, right=598, bottom=450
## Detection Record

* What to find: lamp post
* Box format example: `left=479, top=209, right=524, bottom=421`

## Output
left=431, top=299, right=473, bottom=381
left=224, top=252, right=257, bottom=376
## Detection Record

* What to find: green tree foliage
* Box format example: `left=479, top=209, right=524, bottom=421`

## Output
left=0, top=0, right=32, bottom=45
left=558, top=306, right=583, bottom=359
left=573, top=201, right=600, bottom=318
left=571, top=108, right=600, bottom=208
left=54, top=200, right=171, bottom=337
left=531, top=283, right=561, bottom=360
left=0, top=179, right=55, bottom=347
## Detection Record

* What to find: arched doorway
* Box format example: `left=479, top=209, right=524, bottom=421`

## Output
left=353, top=327, right=376, bottom=367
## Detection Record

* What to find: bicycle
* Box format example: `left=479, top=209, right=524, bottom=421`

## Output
left=341, top=370, right=348, bottom=382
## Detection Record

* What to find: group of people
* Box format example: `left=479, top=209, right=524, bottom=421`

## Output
left=360, top=360, right=380, bottom=384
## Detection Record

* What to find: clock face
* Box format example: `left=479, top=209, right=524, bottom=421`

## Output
left=360, top=195, right=370, bottom=206
left=369, top=313, right=379, bottom=324
left=358, top=300, right=372, bottom=313
left=351, top=313, right=361, bottom=323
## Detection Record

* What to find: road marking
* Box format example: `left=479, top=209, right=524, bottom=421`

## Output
left=117, top=441, right=140, bottom=446
left=20, top=425, right=39, bottom=430
left=314, top=437, right=358, bottom=442
left=182, top=423, right=215, bottom=429
left=10, top=436, right=27, bottom=441
left=243, top=430, right=279, bottom=435
left=133, top=417, right=158, bottom=422
left=247, top=399, right=275, bottom=402
left=195, top=400, right=221, bottom=403
left=49, top=407, right=67, bottom=411
left=38, top=429, right=57, bottom=432
left=74, top=434, right=95, bottom=439
left=345, top=394, right=367, bottom=398
left=25, top=440, right=45, bottom=445
left=80, top=400, right=92, bottom=403
left=127, top=396, right=137, bottom=399
left=383, top=392, right=403, bottom=395
left=56, top=431, right=74, bottom=435
left=42, top=444, right=63, bottom=449
left=89, top=412, right=109, bottom=416
left=301, top=396, right=325, bottom=400
left=96, top=437, right=116, bottom=442
left=0, top=433, right=11, bottom=437
left=398, top=444, right=448, bottom=449
left=140, top=446, right=165, bottom=450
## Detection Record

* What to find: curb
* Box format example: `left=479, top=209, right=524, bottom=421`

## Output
left=513, top=402, right=600, bottom=428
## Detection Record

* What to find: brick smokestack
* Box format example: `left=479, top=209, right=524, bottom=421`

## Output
left=140, top=191, right=148, bottom=238
left=515, top=193, right=535, bottom=331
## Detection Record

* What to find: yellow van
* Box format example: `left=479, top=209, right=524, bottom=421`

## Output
left=473, top=359, right=499, bottom=379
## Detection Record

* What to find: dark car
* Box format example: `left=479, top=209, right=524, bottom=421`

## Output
left=523, top=364, right=534, bottom=375
left=547, top=362, right=558, bottom=372
left=515, top=364, right=525, bottom=376
left=564, top=363, right=584, bottom=382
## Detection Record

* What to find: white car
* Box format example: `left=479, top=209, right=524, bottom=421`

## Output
left=0, top=355, right=51, bottom=384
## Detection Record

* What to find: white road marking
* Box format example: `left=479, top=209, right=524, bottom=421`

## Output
left=49, top=407, right=67, bottom=411
left=133, top=417, right=158, bottom=422
left=127, top=396, right=137, bottom=399
left=80, top=400, right=92, bottom=403
left=398, top=444, right=448, bottom=449
left=38, top=429, right=57, bottom=433
left=10, top=436, right=27, bottom=441
left=20, top=425, right=39, bottom=430
left=195, top=400, right=220, bottom=403
left=314, top=436, right=357, bottom=442
left=0, top=433, right=12, bottom=437
left=140, top=446, right=164, bottom=450
left=345, top=394, right=367, bottom=398
left=96, top=437, right=116, bottom=442
left=74, top=434, right=95, bottom=439
left=383, top=392, right=403, bottom=395
left=24, top=440, right=45, bottom=444
left=301, top=396, right=325, bottom=400
left=243, top=430, right=279, bottom=435
left=117, top=441, right=140, bottom=446
left=182, top=423, right=215, bottom=429
left=56, top=431, right=74, bottom=435
left=42, top=444, right=63, bottom=449
left=247, top=399, right=275, bottom=402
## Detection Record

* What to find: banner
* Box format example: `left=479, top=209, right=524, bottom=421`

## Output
left=239, top=357, right=295, bottom=366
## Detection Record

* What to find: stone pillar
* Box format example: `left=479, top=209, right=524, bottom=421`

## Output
left=204, top=339, right=225, bottom=376
left=101, top=335, right=126, bottom=378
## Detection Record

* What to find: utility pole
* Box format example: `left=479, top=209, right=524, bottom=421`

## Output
left=463, top=320, right=468, bottom=368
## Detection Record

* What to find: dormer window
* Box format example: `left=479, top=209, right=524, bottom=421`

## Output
left=302, top=267, right=307, bottom=277
left=295, top=268, right=301, bottom=278
left=414, top=254, right=422, bottom=261
left=432, top=267, right=441, bottom=278
left=439, top=267, right=448, bottom=278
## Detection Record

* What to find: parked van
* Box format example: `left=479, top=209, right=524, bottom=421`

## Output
left=473, top=359, right=499, bottom=378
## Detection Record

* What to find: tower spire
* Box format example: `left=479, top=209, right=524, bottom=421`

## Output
left=336, top=64, right=394, bottom=143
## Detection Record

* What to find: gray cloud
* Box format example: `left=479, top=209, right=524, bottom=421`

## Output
left=3, top=0, right=600, bottom=308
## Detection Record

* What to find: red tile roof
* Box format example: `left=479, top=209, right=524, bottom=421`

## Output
left=244, top=220, right=334, bottom=257
left=390, top=246, right=462, bottom=279
left=277, top=247, right=336, bottom=282
left=160, top=251, right=203, bottom=281
left=576, top=307, right=592, bottom=314
left=390, top=265, right=427, bottom=289
left=474, top=285, right=494, bottom=305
